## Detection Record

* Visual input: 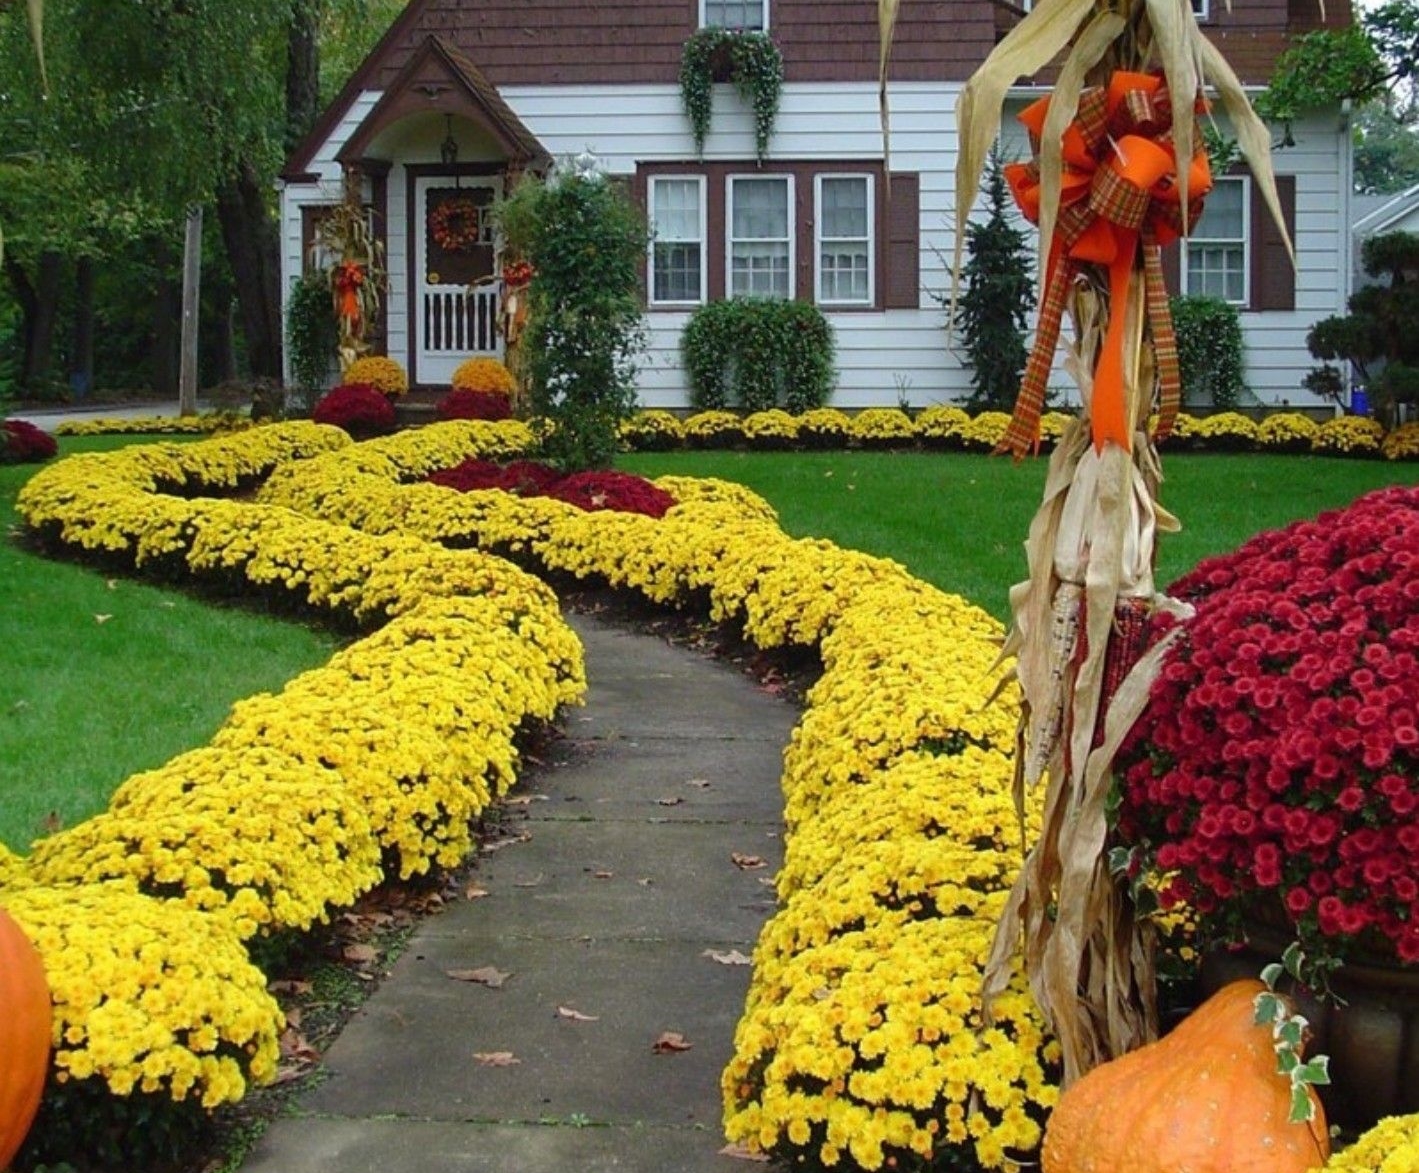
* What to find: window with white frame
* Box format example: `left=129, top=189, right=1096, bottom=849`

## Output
left=701, top=0, right=767, bottom=30
left=1184, top=176, right=1248, bottom=304
left=729, top=175, right=793, bottom=298
left=648, top=176, right=706, bottom=305
left=1191, top=0, right=1210, bottom=20
left=816, top=175, right=873, bottom=305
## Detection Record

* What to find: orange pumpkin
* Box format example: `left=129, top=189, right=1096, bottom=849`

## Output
left=0, top=907, right=51, bottom=1169
left=1041, top=978, right=1330, bottom=1173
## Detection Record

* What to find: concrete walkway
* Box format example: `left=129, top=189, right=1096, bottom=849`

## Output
left=8, top=400, right=219, bottom=431
left=239, top=611, right=798, bottom=1172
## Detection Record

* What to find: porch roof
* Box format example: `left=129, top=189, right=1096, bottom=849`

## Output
left=334, top=35, right=550, bottom=173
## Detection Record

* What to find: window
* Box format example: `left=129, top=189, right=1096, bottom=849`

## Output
left=1185, top=176, right=1249, bottom=304
left=649, top=176, right=706, bottom=305
left=1191, top=0, right=1210, bottom=20
left=816, top=175, right=873, bottom=305
left=701, top=0, right=767, bottom=30
left=728, top=175, right=793, bottom=298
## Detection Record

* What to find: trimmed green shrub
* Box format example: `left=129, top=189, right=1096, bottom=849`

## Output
left=681, top=298, right=835, bottom=413
left=1169, top=295, right=1247, bottom=410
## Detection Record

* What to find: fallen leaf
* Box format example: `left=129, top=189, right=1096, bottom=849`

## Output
left=656, top=796, right=684, bottom=807
left=447, top=966, right=511, bottom=989
left=556, top=1005, right=599, bottom=1022
left=512, top=873, right=544, bottom=888
left=105, top=579, right=118, bottom=590
left=473, top=1051, right=521, bottom=1067
left=731, top=853, right=768, bottom=870
left=757, top=876, right=775, bottom=887
left=719, top=1142, right=771, bottom=1162
left=590, top=870, right=614, bottom=880
left=636, top=877, right=654, bottom=887
left=464, top=885, right=489, bottom=901
left=343, top=943, right=378, bottom=964
left=481, top=831, right=531, bottom=854
left=652, top=1031, right=693, bottom=1053
left=94, top=613, right=113, bottom=624
left=503, top=794, right=548, bottom=807
left=38, top=811, right=62, bottom=835
left=160, top=600, right=177, bottom=609
left=703, top=948, right=752, bottom=966
left=268, top=979, right=313, bottom=996
left=284, top=1006, right=304, bottom=1029
left=272, top=1063, right=308, bottom=1085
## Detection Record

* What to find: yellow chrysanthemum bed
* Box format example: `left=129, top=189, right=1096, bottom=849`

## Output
left=5, top=417, right=1413, bottom=1170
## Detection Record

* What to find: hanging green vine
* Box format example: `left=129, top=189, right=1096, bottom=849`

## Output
left=679, top=28, right=783, bottom=163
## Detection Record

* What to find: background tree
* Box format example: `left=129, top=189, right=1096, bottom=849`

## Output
left=1304, top=230, right=1419, bottom=424
left=1258, top=0, right=1419, bottom=194
left=952, top=143, right=1034, bottom=412
left=0, top=0, right=408, bottom=400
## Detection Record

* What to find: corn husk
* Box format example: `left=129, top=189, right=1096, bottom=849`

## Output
left=879, top=0, right=1294, bottom=1086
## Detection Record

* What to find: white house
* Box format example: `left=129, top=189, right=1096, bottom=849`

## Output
left=279, top=0, right=1358, bottom=410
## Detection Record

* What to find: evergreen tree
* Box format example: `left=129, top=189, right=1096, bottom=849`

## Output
left=955, top=144, right=1034, bottom=412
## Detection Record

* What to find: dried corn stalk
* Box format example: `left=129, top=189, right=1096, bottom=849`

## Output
left=881, top=0, right=1292, bottom=1084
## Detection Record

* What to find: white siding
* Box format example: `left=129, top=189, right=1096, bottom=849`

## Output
left=281, top=81, right=1354, bottom=410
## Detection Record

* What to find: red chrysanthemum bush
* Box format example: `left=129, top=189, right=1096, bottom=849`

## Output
left=427, top=458, right=559, bottom=495
left=3, top=419, right=58, bottom=464
left=436, top=388, right=513, bottom=422
left=311, top=383, right=398, bottom=438
left=1115, top=485, right=1419, bottom=979
left=427, top=459, right=675, bottom=519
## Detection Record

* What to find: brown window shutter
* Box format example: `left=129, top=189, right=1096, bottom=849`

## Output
left=884, top=172, right=920, bottom=310
left=1250, top=173, right=1296, bottom=312
left=1160, top=239, right=1181, bottom=296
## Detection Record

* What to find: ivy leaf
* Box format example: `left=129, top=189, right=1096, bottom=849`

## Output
left=1254, top=991, right=1283, bottom=1026
left=1298, top=1057, right=1331, bottom=1086
left=1260, top=961, right=1285, bottom=990
left=1290, top=1083, right=1316, bottom=1124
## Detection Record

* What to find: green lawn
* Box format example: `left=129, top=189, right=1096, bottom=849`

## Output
left=3, top=436, right=1413, bottom=855
left=0, top=436, right=339, bottom=853
left=619, top=449, right=1419, bottom=623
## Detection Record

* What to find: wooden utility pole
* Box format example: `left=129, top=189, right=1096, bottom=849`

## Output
left=179, top=204, right=202, bottom=416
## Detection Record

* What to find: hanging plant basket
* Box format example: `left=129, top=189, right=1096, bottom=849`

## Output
left=679, top=28, right=783, bottom=163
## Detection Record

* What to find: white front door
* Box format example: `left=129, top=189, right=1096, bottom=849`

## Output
left=414, top=176, right=502, bottom=384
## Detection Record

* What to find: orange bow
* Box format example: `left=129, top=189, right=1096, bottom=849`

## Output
left=1000, top=71, right=1212, bottom=457
left=334, top=261, right=365, bottom=329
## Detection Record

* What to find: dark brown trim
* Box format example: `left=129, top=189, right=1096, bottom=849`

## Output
left=636, top=159, right=917, bottom=312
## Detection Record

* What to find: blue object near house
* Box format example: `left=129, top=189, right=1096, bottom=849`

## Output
left=1351, top=387, right=1369, bottom=416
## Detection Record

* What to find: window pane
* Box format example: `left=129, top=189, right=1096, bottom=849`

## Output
left=821, top=178, right=867, bottom=238
left=654, top=242, right=702, bottom=302
left=653, top=180, right=700, bottom=241
left=705, top=0, right=765, bottom=30
left=731, top=243, right=789, bottom=297
left=820, top=250, right=869, bottom=302
left=1193, top=180, right=1243, bottom=240
left=1186, top=243, right=1245, bottom=301
left=732, top=178, right=788, bottom=238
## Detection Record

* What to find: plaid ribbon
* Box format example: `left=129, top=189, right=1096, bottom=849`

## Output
left=997, top=72, right=1212, bottom=459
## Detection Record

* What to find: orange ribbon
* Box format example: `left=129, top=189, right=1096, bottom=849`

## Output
left=334, top=261, right=365, bottom=330
left=1000, top=71, right=1212, bottom=457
